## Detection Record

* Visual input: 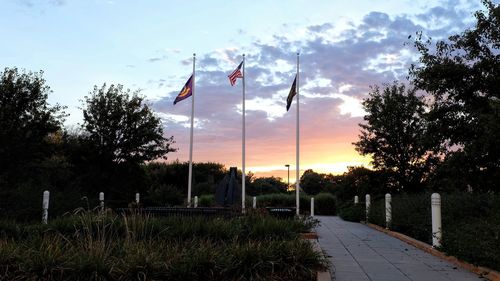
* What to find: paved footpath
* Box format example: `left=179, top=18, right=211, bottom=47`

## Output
left=315, top=216, right=482, bottom=281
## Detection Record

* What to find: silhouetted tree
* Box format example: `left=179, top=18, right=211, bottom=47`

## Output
left=354, top=83, right=439, bottom=191
left=82, top=84, right=175, bottom=164
left=410, top=0, right=500, bottom=191
left=248, top=176, right=288, bottom=196
left=300, top=169, right=326, bottom=195
left=0, top=68, right=65, bottom=182
left=80, top=84, right=175, bottom=200
left=334, top=166, right=393, bottom=204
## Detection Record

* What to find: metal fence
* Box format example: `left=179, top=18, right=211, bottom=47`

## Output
left=115, top=207, right=237, bottom=218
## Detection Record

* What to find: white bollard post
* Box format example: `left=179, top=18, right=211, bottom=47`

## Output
left=42, top=190, right=50, bottom=224
left=431, top=193, right=442, bottom=248
left=385, top=193, right=392, bottom=229
left=354, top=195, right=359, bottom=204
left=194, top=196, right=198, bottom=208
left=253, top=196, right=257, bottom=209
left=99, top=192, right=104, bottom=211
left=135, top=193, right=140, bottom=204
left=365, top=194, right=371, bottom=221
left=310, top=197, right=315, bottom=217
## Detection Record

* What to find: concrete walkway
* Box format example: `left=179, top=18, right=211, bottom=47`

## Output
left=315, top=216, right=482, bottom=281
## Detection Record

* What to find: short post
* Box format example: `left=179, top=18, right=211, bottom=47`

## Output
left=354, top=195, right=359, bottom=204
left=431, top=193, right=442, bottom=247
left=194, top=196, right=198, bottom=208
left=252, top=196, right=257, bottom=209
left=385, top=193, right=392, bottom=229
left=42, top=190, right=50, bottom=224
left=310, top=197, right=315, bottom=217
left=365, top=194, right=370, bottom=221
left=135, top=193, right=140, bottom=205
left=99, top=192, right=104, bottom=211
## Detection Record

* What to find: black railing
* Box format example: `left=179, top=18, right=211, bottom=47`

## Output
left=265, top=207, right=296, bottom=218
left=115, top=207, right=237, bottom=218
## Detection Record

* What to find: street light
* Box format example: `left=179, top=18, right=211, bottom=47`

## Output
left=285, top=164, right=290, bottom=189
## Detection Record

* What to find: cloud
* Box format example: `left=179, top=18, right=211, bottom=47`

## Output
left=18, top=0, right=66, bottom=7
left=307, top=23, right=333, bottom=33
left=147, top=57, right=164, bottom=63
left=150, top=1, right=475, bottom=174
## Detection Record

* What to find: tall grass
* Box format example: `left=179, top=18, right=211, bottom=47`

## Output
left=0, top=210, right=328, bottom=280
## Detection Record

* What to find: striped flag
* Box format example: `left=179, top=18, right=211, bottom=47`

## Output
left=228, top=61, right=243, bottom=86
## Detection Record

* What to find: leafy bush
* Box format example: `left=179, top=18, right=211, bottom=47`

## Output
left=337, top=203, right=364, bottom=222
left=442, top=215, right=500, bottom=271
left=346, top=193, right=431, bottom=243
left=198, top=194, right=215, bottom=207
left=314, top=193, right=336, bottom=215
left=367, top=197, right=385, bottom=227
left=440, top=193, right=500, bottom=271
left=256, top=193, right=306, bottom=208
left=148, top=184, right=184, bottom=206
left=390, top=193, right=432, bottom=244
left=357, top=192, right=500, bottom=272
left=193, top=182, right=214, bottom=196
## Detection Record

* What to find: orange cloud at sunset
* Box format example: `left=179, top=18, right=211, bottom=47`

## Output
left=165, top=101, right=372, bottom=183
left=151, top=1, right=476, bottom=183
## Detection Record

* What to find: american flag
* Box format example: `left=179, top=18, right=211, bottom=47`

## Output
left=228, top=61, right=243, bottom=86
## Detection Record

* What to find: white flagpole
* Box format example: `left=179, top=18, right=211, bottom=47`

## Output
left=296, top=52, right=300, bottom=215
left=242, top=54, right=246, bottom=213
left=187, top=53, right=195, bottom=207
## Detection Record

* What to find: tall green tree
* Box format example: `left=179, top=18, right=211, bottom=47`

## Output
left=300, top=169, right=327, bottom=195
left=145, top=161, right=227, bottom=198
left=354, top=83, right=438, bottom=191
left=80, top=84, right=175, bottom=200
left=82, top=84, right=175, bottom=164
left=0, top=68, right=65, bottom=181
left=410, top=0, right=500, bottom=191
left=334, top=166, right=392, bottom=204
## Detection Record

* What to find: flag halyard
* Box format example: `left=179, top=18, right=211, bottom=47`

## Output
left=228, top=61, right=244, bottom=86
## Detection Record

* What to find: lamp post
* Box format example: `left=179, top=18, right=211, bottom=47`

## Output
left=285, top=164, right=290, bottom=189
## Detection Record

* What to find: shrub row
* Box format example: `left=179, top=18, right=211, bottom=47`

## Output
left=256, top=193, right=336, bottom=215
left=359, top=193, right=500, bottom=271
left=197, top=193, right=336, bottom=215
left=337, top=202, right=364, bottom=222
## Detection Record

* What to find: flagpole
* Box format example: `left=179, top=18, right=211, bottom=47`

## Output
left=242, top=54, right=246, bottom=213
left=296, top=52, right=300, bottom=216
left=187, top=53, right=195, bottom=207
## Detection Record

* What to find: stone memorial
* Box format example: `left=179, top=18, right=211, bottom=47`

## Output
left=215, top=167, right=241, bottom=207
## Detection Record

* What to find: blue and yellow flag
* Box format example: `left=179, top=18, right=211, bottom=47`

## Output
left=173, top=75, right=193, bottom=105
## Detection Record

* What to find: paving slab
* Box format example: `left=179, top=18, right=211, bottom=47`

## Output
left=315, top=216, right=482, bottom=281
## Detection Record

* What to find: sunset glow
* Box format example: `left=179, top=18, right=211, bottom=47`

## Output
left=0, top=0, right=481, bottom=180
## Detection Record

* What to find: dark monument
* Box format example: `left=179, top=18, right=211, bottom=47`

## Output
left=215, top=167, right=241, bottom=207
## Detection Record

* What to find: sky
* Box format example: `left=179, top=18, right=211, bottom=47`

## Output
left=0, top=0, right=489, bottom=182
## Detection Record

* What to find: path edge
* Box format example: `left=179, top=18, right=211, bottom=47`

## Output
left=307, top=237, right=333, bottom=281
left=366, top=222, right=500, bottom=281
